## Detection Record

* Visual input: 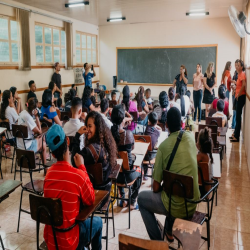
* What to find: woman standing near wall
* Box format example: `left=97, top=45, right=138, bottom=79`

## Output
left=192, top=64, right=204, bottom=123
left=221, top=61, right=232, bottom=100
left=173, top=65, right=188, bottom=94
left=202, top=62, right=216, bottom=117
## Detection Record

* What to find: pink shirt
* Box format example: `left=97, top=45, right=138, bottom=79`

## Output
left=127, top=100, right=138, bottom=131
left=193, top=73, right=204, bottom=91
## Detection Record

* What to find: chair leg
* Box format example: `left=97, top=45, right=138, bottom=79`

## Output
left=128, top=187, right=131, bottom=229
left=17, top=189, right=24, bottom=232
left=0, top=153, right=3, bottom=179
left=112, top=202, right=115, bottom=237
left=215, top=189, right=218, bottom=206
left=11, top=147, right=16, bottom=174
left=0, top=234, right=4, bottom=249
left=206, top=220, right=210, bottom=250
left=14, top=158, right=17, bottom=180
left=106, top=211, right=109, bottom=250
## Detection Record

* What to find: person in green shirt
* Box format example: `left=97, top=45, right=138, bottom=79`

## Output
left=138, top=107, right=200, bottom=241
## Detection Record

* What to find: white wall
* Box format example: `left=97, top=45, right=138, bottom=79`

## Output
left=99, top=17, right=240, bottom=101
left=0, top=0, right=99, bottom=107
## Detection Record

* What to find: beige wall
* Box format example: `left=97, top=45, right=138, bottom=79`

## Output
left=0, top=0, right=99, bottom=107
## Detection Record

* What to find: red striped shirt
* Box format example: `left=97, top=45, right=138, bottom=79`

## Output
left=43, top=161, right=95, bottom=250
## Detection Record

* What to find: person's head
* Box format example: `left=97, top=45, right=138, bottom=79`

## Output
left=237, top=59, right=245, bottom=73
left=218, top=85, right=226, bottom=100
left=222, top=61, right=231, bottom=80
left=84, top=62, right=90, bottom=70
left=235, top=59, right=239, bottom=69
left=111, top=91, right=117, bottom=101
left=71, top=84, right=76, bottom=90
left=29, top=80, right=36, bottom=92
left=48, top=81, right=56, bottom=92
left=90, top=88, right=94, bottom=96
left=122, top=85, right=130, bottom=111
left=180, top=65, right=187, bottom=76
left=10, top=87, right=18, bottom=100
left=217, top=99, right=225, bottom=112
left=0, top=90, right=13, bottom=120
left=111, top=104, right=125, bottom=144
left=46, top=124, right=69, bottom=161
left=54, top=62, right=60, bottom=72
left=186, top=90, right=191, bottom=99
left=168, top=87, right=175, bottom=101
left=135, top=86, right=144, bottom=108
left=100, top=98, right=109, bottom=114
left=42, top=89, right=53, bottom=108
left=196, top=63, right=202, bottom=73
left=26, top=97, right=38, bottom=114
left=57, top=98, right=62, bottom=108
left=159, top=91, right=169, bottom=108
left=166, top=107, right=182, bottom=133
left=68, top=88, right=76, bottom=101
left=82, top=86, right=92, bottom=105
left=71, top=97, right=82, bottom=117
left=85, top=111, right=117, bottom=167
left=206, top=62, right=214, bottom=76
left=148, top=112, right=158, bottom=126
left=100, top=91, right=106, bottom=100
left=145, top=88, right=151, bottom=99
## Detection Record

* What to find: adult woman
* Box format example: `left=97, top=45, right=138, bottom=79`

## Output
left=230, top=60, right=246, bottom=142
left=173, top=65, right=188, bottom=94
left=17, top=98, right=47, bottom=164
left=111, top=105, right=141, bottom=209
left=10, top=87, right=22, bottom=114
left=221, top=61, right=232, bottom=100
left=212, top=85, right=229, bottom=117
left=192, top=64, right=204, bottom=123
left=154, top=91, right=169, bottom=124
left=0, top=90, right=19, bottom=142
left=40, top=89, right=62, bottom=126
left=82, top=86, right=100, bottom=113
left=167, top=87, right=180, bottom=111
left=203, top=62, right=217, bottom=117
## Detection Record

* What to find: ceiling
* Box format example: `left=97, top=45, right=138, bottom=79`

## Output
left=13, top=0, right=245, bottom=26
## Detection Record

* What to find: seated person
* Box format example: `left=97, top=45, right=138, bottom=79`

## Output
left=111, top=91, right=117, bottom=102
left=71, top=83, right=77, bottom=91
left=176, top=86, right=190, bottom=127
left=27, top=80, right=37, bottom=101
left=44, top=124, right=102, bottom=250
left=40, top=89, right=62, bottom=126
left=100, top=98, right=113, bottom=129
left=138, top=107, right=200, bottom=241
left=63, top=97, right=85, bottom=150
left=167, top=87, right=181, bottom=111
left=90, top=88, right=96, bottom=106
left=212, top=99, right=227, bottom=127
left=135, top=86, right=149, bottom=123
left=65, top=89, right=77, bottom=112
left=185, top=90, right=194, bottom=115
left=154, top=91, right=169, bottom=124
left=111, top=105, right=141, bottom=209
left=99, top=91, right=106, bottom=101
left=145, top=88, right=153, bottom=110
left=57, top=98, right=64, bottom=112
left=10, top=86, right=22, bottom=114
left=82, top=86, right=100, bottom=113
left=48, top=81, right=57, bottom=100
left=17, top=98, right=47, bottom=164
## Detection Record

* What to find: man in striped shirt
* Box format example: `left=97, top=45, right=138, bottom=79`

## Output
left=44, top=124, right=102, bottom=250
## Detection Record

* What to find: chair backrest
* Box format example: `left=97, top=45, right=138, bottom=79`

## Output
left=60, top=111, right=72, bottom=121
left=206, top=117, right=222, bottom=128
left=211, top=133, right=218, bottom=147
left=12, top=124, right=28, bottom=139
left=40, top=119, right=52, bottom=127
left=157, top=122, right=166, bottom=131
left=16, top=148, right=36, bottom=169
left=109, top=100, right=117, bottom=108
left=118, top=151, right=130, bottom=171
left=119, top=233, right=169, bottom=250
left=198, top=124, right=218, bottom=134
left=29, top=194, right=63, bottom=227
left=0, top=120, right=10, bottom=130
left=162, top=170, right=194, bottom=199
left=208, top=109, right=217, bottom=117
left=84, top=163, right=103, bottom=186
left=134, top=135, right=152, bottom=151
left=198, top=162, right=210, bottom=185
left=129, top=111, right=138, bottom=122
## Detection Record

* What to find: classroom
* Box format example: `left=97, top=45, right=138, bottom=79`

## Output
left=0, top=0, right=249, bottom=249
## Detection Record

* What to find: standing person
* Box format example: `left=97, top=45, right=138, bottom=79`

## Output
left=230, top=60, right=246, bottom=142
left=83, top=63, right=96, bottom=88
left=51, top=62, right=62, bottom=99
left=202, top=62, right=217, bottom=117
left=173, top=65, right=188, bottom=94
left=10, top=87, right=22, bottom=114
left=193, top=64, right=204, bottom=123
left=167, top=87, right=181, bottom=111
left=27, top=80, right=37, bottom=100
left=221, top=61, right=232, bottom=100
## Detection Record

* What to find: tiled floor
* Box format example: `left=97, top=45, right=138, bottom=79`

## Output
left=0, top=126, right=249, bottom=250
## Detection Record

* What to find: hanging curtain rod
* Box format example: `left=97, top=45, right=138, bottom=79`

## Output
left=0, top=1, right=72, bottom=23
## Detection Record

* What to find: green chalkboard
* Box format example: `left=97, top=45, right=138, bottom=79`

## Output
left=117, top=46, right=217, bottom=85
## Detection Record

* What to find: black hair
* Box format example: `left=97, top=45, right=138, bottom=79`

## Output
left=100, top=91, right=106, bottom=100
left=71, top=84, right=75, bottom=88
left=0, top=90, right=11, bottom=120
left=235, top=59, right=240, bottom=63
left=27, top=98, right=38, bottom=113
left=29, top=80, right=35, bottom=88
left=42, top=89, right=53, bottom=108
left=111, top=105, right=125, bottom=144
left=135, top=86, right=144, bottom=108
left=54, top=62, right=59, bottom=69
left=148, top=112, right=158, bottom=126
left=10, top=87, right=17, bottom=99
left=57, top=98, right=62, bottom=108
left=100, top=98, right=109, bottom=113
left=179, top=85, right=186, bottom=117
left=145, top=88, right=151, bottom=94
left=111, top=91, right=116, bottom=98
left=90, top=96, right=96, bottom=105
left=52, top=136, right=67, bottom=161
left=68, top=88, right=76, bottom=101
left=48, top=81, right=55, bottom=91
left=84, top=62, right=88, bottom=69
left=186, top=90, right=191, bottom=99
left=166, top=107, right=181, bottom=133
left=168, top=87, right=175, bottom=101
left=91, top=88, right=94, bottom=93
left=122, top=85, right=130, bottom=111
left=218, top=85, right=226, bottom=100
left=159, top=91, right=169, bottom=123
left=71, top=97, right=82, bottom=112
left=82, top=86, right=91, bottom=107
left=217, top=99, right=224, bottom=112
left=238, top=59, right=245, bottom=71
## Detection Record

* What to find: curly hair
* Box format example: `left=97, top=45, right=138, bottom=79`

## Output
left=135, top=86, right=144, bottom=109
left=0, top=90, right=11, bottom=120
left=85, top=111, right=117, bottom=168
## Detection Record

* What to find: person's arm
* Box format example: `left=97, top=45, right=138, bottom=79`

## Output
left=55, top=86, right=62, bottom=96
left=211, top=77, right=217, bottom=91
left=203, top=77, right=211, bottom=93
left=143, top=99, right=149, bottom=113
left=181, top=72, right=188, bottom=85
left=32, top=110, right=42, bottom=134
left=16, top=98, right=21, bottom=114
left=49, top=107, right=62, bottom=126
left=192, top=75, right=194, bottom=87
left=89, top=104, right=100, bottom=112
left=224, top=76, right=228, bottom=87
left=155, top=124, right=162, bottom=131
left=153, top=180, right=162, bottom=193
left=92, top=66, right=96, bottom=77
left=236, top=79, right=246, bottom=99
left=173, top=79, right=177, bottom=88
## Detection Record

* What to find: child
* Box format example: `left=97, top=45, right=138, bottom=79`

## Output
left=111, top=91, right=117, bottom=101
left=145, top=88, right=153, bottom=110
left=99, top=91, right=106, bottom=101
left=212, top=99, right=227, bottom=127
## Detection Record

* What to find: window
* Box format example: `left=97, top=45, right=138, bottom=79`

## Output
left=0, top=16, right=19, bottom=64
left=76, top=31, right=97, bottom=65
left=35, top=23, right=66, bottom=64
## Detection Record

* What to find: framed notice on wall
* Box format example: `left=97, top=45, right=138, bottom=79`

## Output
left=73, top=67, right=84, bottom=84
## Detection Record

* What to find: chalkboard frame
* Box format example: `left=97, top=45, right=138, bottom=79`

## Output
left=116, top=44, right=218, bottom=86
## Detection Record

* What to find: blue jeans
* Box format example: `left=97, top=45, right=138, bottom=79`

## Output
left=54, top=92, right=60, bottom=99
left=138, top=190, right=173, bottom=240
left=226, top=90, right=230, bottom=100
left=138, top=115, right=148, bottom=126
left=193, top=90, right=203, bottom=122
left=76, top=217, right=102, bottom=250
left=232, top=94, right=236, bottom=129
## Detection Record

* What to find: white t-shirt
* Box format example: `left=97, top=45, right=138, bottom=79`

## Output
left=167, top=100, right=181, bottom=112
left=63, top=118, right=85, bottom=150
left=5, top=106, right=19, bottom=139
left=101, top=113, right=113, bottom=129
left=176, top=95, right=190, bottom=120
left=17, top=110, right=37, bottom=149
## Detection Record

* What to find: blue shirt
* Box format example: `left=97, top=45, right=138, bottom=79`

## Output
left=83, top=72, right=94, bottom=87
left=82, top=98, right=93, bottom=112
left=40, top=106, right=57, bottom=124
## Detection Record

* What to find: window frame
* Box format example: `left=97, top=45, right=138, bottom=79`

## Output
left=35, top=22, right=66, bottom=65
left=76, top=31, right=98, bottom=66
left=0, top=15, right=19, bottom=65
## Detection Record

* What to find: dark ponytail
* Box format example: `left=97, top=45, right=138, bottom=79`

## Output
left=179, top=85, right=186, bottom=117
left=168, top=87, right=175, bottom=101
left=0, top=90, right=11, bottom=120
left=111, top=104, right=125, bottom=144
left=159, top=91, right=169, bottom=123
left=111, top=123, right=120, bottom=144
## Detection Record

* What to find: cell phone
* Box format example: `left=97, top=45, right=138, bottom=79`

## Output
left=183, top=69, right=185, bottom=73
left=91, top=65, right=93, bottom=71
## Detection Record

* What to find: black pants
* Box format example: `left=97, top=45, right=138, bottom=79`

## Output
left=193, top=90, right=203, bottom=122
left=234, top=95, right=246, bottom=140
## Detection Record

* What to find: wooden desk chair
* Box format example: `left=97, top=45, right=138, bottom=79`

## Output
left=40, top=119, right=52, bottom=128
left=208, top=109, right=216, bottom=117
left=119, top=233, right=169, bottom=250
left=157, top=121, right=166, bottom=131
left=162, top=170, right=219, bottom=250
left=16, top=148, right=46, bottom=232
left=109, top=100, right=117, bottom=108
left=60, top=111, right=72, bottom=121
left=206, top=117, right=223, bottom=128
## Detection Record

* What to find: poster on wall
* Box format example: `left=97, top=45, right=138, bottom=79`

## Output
left=73, top=67, right=84, bottom=84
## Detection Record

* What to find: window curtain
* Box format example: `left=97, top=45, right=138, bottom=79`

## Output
left=65, top=22, right=73, bottom=69
left=16, top=9, right=31, bottom=70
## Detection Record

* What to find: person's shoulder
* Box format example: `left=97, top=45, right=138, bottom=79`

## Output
left=175, top=74, right=180, bottom=79
left=49, top=106, right=56, bottom=113
left=213, top=72, right=216, bottom=77
left=193, top=73, right=197, bottom=78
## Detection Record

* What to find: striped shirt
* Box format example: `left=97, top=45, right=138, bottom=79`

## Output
left=43, top=161, right=95, bottom=250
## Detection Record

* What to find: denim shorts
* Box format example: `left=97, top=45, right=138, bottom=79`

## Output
left=27, top=139, right=38, bottom=152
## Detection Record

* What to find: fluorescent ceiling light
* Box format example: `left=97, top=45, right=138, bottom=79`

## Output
left=107, top=17, right=126, bottom=22
left=65, top=1, right=89, bottom=8
left=186, top=12, right=209, bottom=16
